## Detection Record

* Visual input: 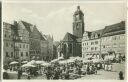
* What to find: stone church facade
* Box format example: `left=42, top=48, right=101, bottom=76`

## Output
left=58, top=6, right=85, bottom=59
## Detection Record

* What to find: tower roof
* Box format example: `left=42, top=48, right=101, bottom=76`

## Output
left=74, top=6, right=84, bottom=16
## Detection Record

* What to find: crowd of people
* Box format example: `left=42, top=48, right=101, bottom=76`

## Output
left=3, top=55, right=125, bottom=80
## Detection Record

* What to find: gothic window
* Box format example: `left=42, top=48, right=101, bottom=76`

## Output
left=69, top=44, right=72, bottom=54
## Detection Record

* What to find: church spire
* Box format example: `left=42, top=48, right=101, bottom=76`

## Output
left=73, top=6, right=85, bottom=38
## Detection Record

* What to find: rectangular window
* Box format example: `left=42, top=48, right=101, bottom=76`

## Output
left=19, top=44, right=21, bottom=48
left=91, top=47, right=94, bottom=50
left=11, top=52, right=13, bottom=57
left=11, top=44, right=13, bottom=48
left=95, top=41, right=98, bottom=44
left=6, top=43, right=8, bottom=47
left=26, top=45, right=28, bottom=48
left=103, top=45, right=105, bottom=48
left=26, top=52, right=28, bottom=56
left=6, top=52, right=9, bottom=57
left=91, top=42, right=94, bottom=45
left=95, top=47, right=97, bottom=50
left=23, top=44, right=25, bottom=48
left=21, top=52, right=23, bottom=57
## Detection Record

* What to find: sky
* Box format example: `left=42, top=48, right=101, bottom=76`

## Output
left=3, top=1, right=126, bottom=41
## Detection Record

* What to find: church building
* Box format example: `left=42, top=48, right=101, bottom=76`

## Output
left=58, top=6, right=85, bottom=59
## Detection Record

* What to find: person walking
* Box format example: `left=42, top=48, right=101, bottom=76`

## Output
left=17, top=68, right=22, bottom=79
left=119, top=71, right=124, bottom=80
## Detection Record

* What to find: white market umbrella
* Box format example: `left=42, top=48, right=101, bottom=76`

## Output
left=83, top=59, right=92, bottom=63
left=10, top=61, right=19, bottom=65
left=50, top=59, right=59, bottom=63
left=22, top=61, right=28, bottom=64
left=59, top=60, right=68, bottom=64
left=58, top=57, right=64, bottom=60
left=41, top=62, right=51, bottom=66
left=27, top=60, right=36, bottom=65
left=36, top=61, right=47, bottom=64
left=67, top=59, right=75, bottom=63
left=21, top=64, right=35, bottom=68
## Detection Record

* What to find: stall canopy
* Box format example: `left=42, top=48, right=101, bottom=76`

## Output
left=21, top=63, right=35, bottom=68
left=10, top=61, right=19, bottom=65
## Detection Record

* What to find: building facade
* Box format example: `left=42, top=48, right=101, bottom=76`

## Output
left=20, top=21, right=42, bottom=60
left=3, top=20, right=55, bottom=64
left=82, top=21, right=125, bottom=59
left=101, top=21, right=125, bottom=59
left=3, top=22, right=14, bottom=65
left=13, top=21, right=30, bottom=62
left=42, top=35, right=54, bottom=61
left=82, top=30, right=103, bottom=59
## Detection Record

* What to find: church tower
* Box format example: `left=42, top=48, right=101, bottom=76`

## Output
left=73, top=6, right=84, bottom=38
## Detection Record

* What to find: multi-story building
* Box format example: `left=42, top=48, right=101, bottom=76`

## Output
left=42, top=34, right=54, bottom=61
left=82, top=21, right=125, bottom=59
left=3, top=22, right=14, bottom=65
left=101, top=21, right=125, bottom=58
left=21, top=21, right=42, bottom=60
left=82, top=29, right=103, bottom=59
left=13, top=21, right=30, bottom=62
left=3, top=20, right=55, bottom=63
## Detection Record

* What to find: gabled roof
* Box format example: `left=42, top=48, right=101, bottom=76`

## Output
left=103, top=21, right=125, bottom=34
left=39, top=32, right=47, bottom=41
left=3, top=22, right=14, bottom=29
left=63, top=32, right=77, bottom=42
left=21, top=21, right=33, bottom=33
left=102, top=21, right=125, bottom=37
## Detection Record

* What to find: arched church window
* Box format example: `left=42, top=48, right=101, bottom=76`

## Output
left=69, top=43, right=72, bottom=54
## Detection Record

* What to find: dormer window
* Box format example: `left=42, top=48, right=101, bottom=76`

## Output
left=95, top=34, right=98, bottom=38
left=91, top=34, right=94, bottom=39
